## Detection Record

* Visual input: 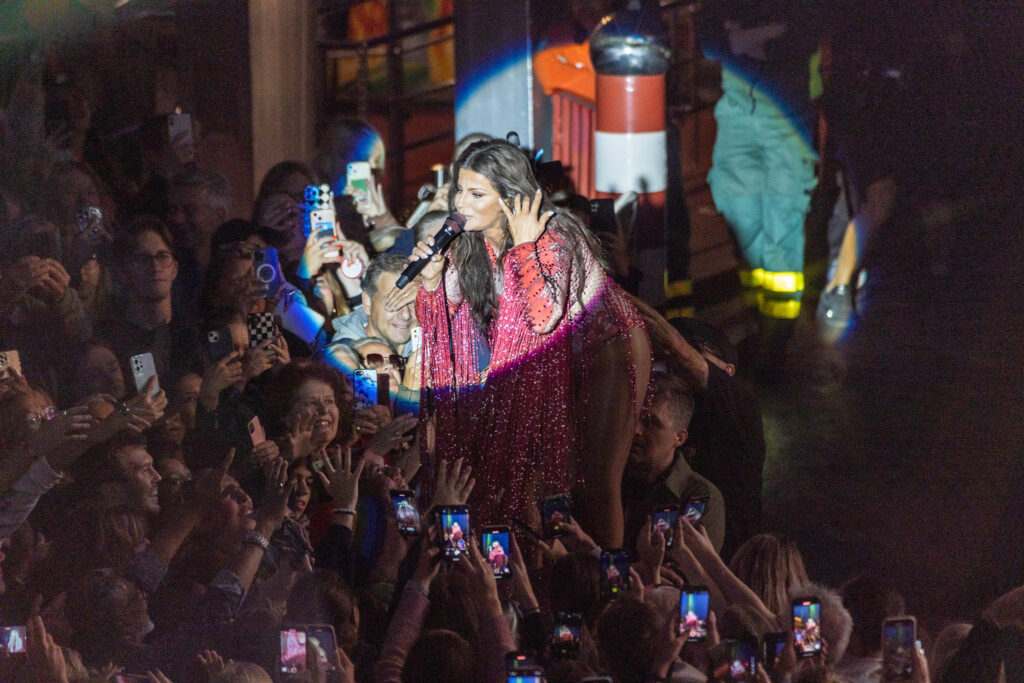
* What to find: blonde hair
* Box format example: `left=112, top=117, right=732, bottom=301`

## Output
left=729, top=533, right=810, bottom=619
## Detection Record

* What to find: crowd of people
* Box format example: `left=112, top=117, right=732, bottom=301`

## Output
left=0, top=23, right=1019, bottom=683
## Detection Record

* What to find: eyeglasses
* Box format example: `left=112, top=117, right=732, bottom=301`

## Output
left=131, top=251, right=175, bottom=269
left=364, top=353, right=406, bottom=371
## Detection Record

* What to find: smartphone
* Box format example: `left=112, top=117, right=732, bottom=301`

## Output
left=792, top=597, right=823, bottom=658
left=409, top=326, right=423, bottom=353
left=390, top=489, right=421, bottom=536
left=279, top=628, right=308, bottom=675
left=167, top=111, right=193, bottom=147
left=882, top=616, right=917, bottom=680
left=600, top=550, right=630, bottom=599
left=652, top=505, right=679, bottom=548
left=550, top=612, right=583, bottom=660
left=481, top=525, right=512, bottom=580
left=353, top=369, right=379, bottom=410
left=129, top=353, right=160, bottom=397
left=347, top=161, right=372, bottom=199
left=206, top=327, right=234, bottom=364
left=679, top=587, right=710, bottom=641
left=435, top=505, right=470, bottom=562
left=0, top=626, right=26, bottom=654
left=708, top=638, right=758, bottom=682
left=310, top=209, right=340, bottom=260
left=682, top=498, right=708, bottom=527
left=540, top=493, right=571, bottom=538
left=305, top=624, right=340, bottom=683
left=507, top=651, right=544, bottom=681
left=248, top=416, right=266, bottom=447
left=0, top=350, right=22, bottom=380
left=75, top=206, right=102, bottom=235
left=762, top=632, right=787, bottom=676
left=304, top=184, right=334, bottom=238
left=589, top=198, right=617, bottom=235
left=253, top=247, right=284, bottom=297
left=247, top=312, right=277, bottom=347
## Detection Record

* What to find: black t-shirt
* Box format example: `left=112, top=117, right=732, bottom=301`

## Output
left=97, top=311, right=199, bottom=388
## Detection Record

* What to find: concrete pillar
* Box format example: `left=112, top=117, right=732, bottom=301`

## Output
left=248, top=0, right=318, bottom=195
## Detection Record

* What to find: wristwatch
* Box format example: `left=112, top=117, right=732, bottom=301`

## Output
left=244, top=530, right=270, bottom=551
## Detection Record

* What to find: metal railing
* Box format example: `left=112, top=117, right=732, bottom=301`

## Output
left=318, top=7, right=454, bottom=210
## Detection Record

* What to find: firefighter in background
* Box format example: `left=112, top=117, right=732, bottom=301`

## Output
left=697, top=1, right=824, bottom=375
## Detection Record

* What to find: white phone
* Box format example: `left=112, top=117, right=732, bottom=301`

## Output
left=409, top=327, right=422, bottom=353
left=346, top=162, right=372, bottom=200
left=129, top=353, right=160, bottom=397
left=310, top=209, right=339, bottom=260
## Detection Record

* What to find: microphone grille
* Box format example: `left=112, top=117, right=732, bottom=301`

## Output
left=445, top=212, right=467, bottom=232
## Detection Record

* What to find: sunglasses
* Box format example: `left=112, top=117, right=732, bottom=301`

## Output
left=363, top=353, right=406, bottom=371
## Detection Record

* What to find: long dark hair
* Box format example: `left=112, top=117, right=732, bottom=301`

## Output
left=448, top=140, right=604, bottom=330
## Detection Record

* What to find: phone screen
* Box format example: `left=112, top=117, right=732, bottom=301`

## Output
left=0, top=626, right=25, bottom=654
left=882, top=618, right=916, bottom=680
left=305, top=625, right=339, bottom=681
left=550, top=612, right=582, bottom=659
left=508, top=675, right=544, bottom=683
left=652, top=506, right=678, bottom=547
left=481, top=526, right=512, bottom=579
left=390, top=490, right=421, bottom=536
left=709, top=638, right=757, bottom=681
left=540, top=494, right=571, bottom=538
left=600, top=551, right=630, bottom=598
left=437, top=506, right=470, bottom=562
left=792, top=599, right=823, bottom=657
left=279, top=628, right=308, bottom=674
left=682, top=498, right=707, bottom=526
left=589, top=198, right=617, bottom=234
left=353, top=369, right=379, bottom=410
left=679, top=588, right=710, bottom=640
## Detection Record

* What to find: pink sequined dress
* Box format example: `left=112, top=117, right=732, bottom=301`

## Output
left=417, top=224, right=647, bottom=524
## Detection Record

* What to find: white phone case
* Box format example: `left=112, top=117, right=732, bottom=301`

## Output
left=129, top=353, right=160, bottom=396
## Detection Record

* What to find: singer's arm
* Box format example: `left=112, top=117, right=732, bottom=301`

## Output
left=505, top=228, right=571, bottom=335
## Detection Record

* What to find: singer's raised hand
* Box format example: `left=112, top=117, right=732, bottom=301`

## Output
left=501, top=189, right=554, bottom=246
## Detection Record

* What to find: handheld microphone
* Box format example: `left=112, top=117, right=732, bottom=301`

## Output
left=395, top=212, right=466, bottom=289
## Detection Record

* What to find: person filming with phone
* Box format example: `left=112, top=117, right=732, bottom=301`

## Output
left=622, top=371, right=726, bottom=556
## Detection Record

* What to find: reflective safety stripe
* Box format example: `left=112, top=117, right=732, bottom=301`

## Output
left=739, top=268, right=765, bottom=288
left=665, top=278, right=693, bottom=298
left=665, top=306, right=695, bottom=320
left=760, top=298, right=801, bottom=319
left=762, top=271, right=805, bottom=293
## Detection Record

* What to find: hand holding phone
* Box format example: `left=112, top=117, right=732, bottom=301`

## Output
left=435, top=505, right=470, bottom=562
left=129, top=353, right=160, bottom=397
left=882, top=616, right=917, bottom=680
left=792, top=598, right=823, bottom=658
left=481, top=525, right=512, bottom=579
left=390, top=489, right=421, bottom=536
left=652, top=505, right=679, bottom=548
left=550, top=612, right=583, bottom=660
left=679, top=587, right=710, bottom=641
left=600, top=550, right=630, bottom=600
left=540, top=493, right=571, bottom=539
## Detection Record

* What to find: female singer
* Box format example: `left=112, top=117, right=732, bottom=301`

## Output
left=405, top=140, right=650, bottom=547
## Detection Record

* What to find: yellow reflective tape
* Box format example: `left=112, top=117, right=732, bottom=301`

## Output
left=760, top=298, right=801, bottom=319
left=738, top=268, right=765, bottom=288
left=665, top=306, right=695, bottom=320
left=762, top=271, right=805, bottom=293
left=665, top=279, right=693, bottom=298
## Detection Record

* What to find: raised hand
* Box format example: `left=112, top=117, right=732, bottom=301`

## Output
left=280, top=410, right=317, bottom=462
left=430, top=458, right=475, bottom=508
left=637, top=516, right=666, bottom=587
left=559, top=517, right=598, bottom=554
left=243, top=338, right=277, bottom=381
left=298, top=226, right=343, bottom=279
left=365, top=413, right=416, bottom=457
left=401, top=235, right=444, bottom=293
left=199, top=351, right=244, bottom=411
left=27, top=615, right=67, bottom=683
left=317, top=445, right=364, bottom=510
left=383, top=275, right=419, bottom=312
left=499, top=189, right=554, bottom=246
left=258, top=458, right=295, bottom=528
left=125, top=376, right=168, bottom=423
